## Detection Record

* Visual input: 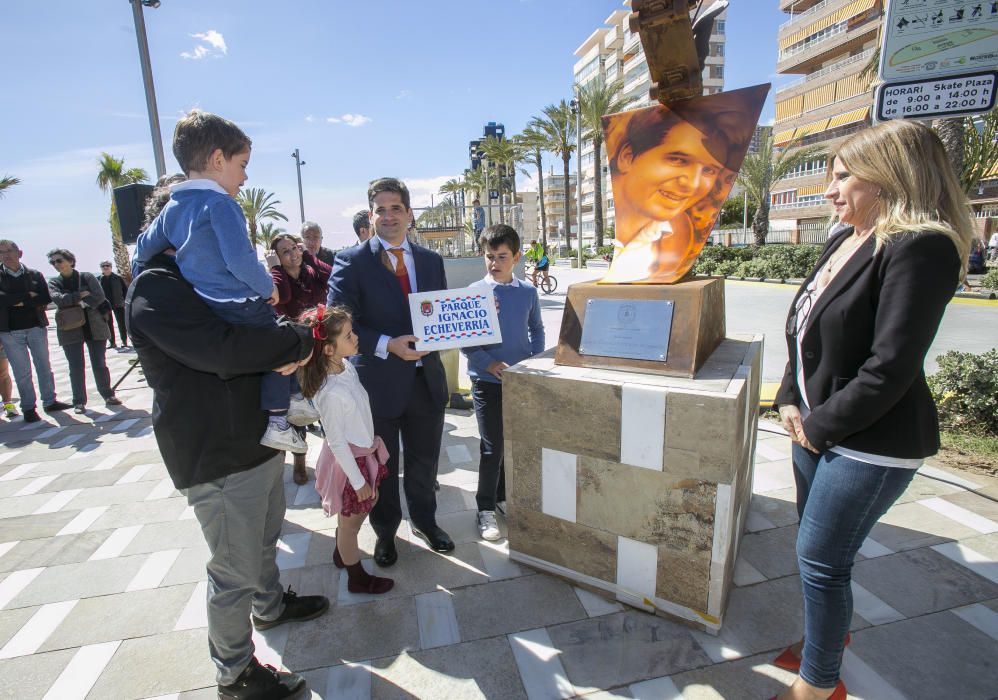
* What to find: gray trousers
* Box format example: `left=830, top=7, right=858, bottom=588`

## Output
left=184, top=453, right=286, bottom=684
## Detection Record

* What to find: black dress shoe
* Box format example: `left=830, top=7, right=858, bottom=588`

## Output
left=217, top=657, right=306, bottom=700
left=251, top=586, right=329, bottom=630
left=373, top=536, right=398, bottom=567
left=42, top=400, right=72, bottom=412
left=23, top=409, right=41, bottom=423
left=411, top=524, right=455, bottom=553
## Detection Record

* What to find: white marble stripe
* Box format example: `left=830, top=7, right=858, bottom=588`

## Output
left=115, top=463, right=154, bottom=485
left=573, top=586, right=624, bottom=618
left=932, top=541, right=998, bottom=585
left=414, top=590, right=461, bottom=649
left=325, top=662, right=373, bottom=700
left=689, top=628, right=748, bottom=663
left=110, top=417, right=139, bottom=433
left=951, top=603, right=998, bottom=642
left=33, top=489, right=83, bottom=515
left=52, top=433, right=84, bottom=449
left=629, top=676, right=683, bottom=700
left=0, top=451, right=20, bottom=466
left=56, top=506, right=108, bottom=536
left=918, top=464, right=982, bottom=491
left=857, top=536, right=894, bottom=559
left=42, top=640, right=122, bottom=700
left=36, top=425, right=65, bottom=439
left=541, top=448, right=576, bottom=523
left=90, top=452, right=128, bottom=471
left=0, top=599, right=78, bottom=659
left=0, top=568, right=44, bottom=610
left=508, top=628, right=575, bottom=700
left=292, top=483, right=321, bottom=506
left=134, top=425, right=154, bottom=437
left=918, top=497, right=998, bottom=534
left=620, top=383, right=667, bottom=470
left=14, top=474, right=57, bottom=497
left=617, top=536, right=658, bottom=602
left=88, top=525, right=143, bottom=561
left=477, top=542, right=524, bottom=580
left=178, top=505, right=197, bottom=520
left=839, top=648, right=908, bottom=700
left=174, top=581, right=209, bottom=630
left=144, top=477, right=176, bottom=500
left=276, top=532, right=311, bottom=571
left=754, top=442, right=785, bottom=462
left=94, top=412, right=120, bottom=423
left=0, top=541, right=18, bottom=561
left=125, top=549, right=182, bottom=592
left=143, top=695, right=180, bottom=700
left=0, top=462, right=37, bottom=481
left=251, top=623, right=291, bottom=671
left=850, top=581, right=905, bottom=625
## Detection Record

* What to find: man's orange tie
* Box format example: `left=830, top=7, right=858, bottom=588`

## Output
left=388, top=248, right=412, bottom=295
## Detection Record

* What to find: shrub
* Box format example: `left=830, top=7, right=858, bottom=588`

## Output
left=734, top=258, right=771, bottom=279
left=980, top=268, right=998, bottom=290
left=928, top=349, right=998, bottom=435
left=714, top=259, right=741, bottom=276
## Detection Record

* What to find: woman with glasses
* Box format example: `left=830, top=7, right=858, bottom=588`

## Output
left=46, top=249, right=122, bottom=414
left=771, top=120, right=973, bottom=700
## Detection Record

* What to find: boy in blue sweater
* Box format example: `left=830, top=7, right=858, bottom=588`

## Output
left=135, top=110, right=314, bottom=454
left=462, top=225, right=545, bottom=541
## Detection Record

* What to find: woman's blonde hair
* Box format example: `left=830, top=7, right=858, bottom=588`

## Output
left=831, top=119, right=974, bottom=264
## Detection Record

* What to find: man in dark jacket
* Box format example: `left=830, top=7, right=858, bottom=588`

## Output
left=98, top=260, right=130, bottom=350
left=127, top=253, right=329, bottom=700
left=0, top=239, right=71, bottom=422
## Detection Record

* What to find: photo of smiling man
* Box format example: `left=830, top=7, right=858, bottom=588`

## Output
left=600, top=84, right=769, bottom=284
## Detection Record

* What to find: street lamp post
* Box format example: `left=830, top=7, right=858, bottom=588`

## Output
left=570, top=95, right=583, bottom=270
left=291, top=148, right=306, bottom=223
left=129, top=0, right=166, bottom=179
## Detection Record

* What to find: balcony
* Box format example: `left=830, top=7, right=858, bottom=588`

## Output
left=780, top=0, right=826, bottom=12
left=777, top=0, right=880, bottom=74
left=779, top=0, right=839, bottom=30
left=776, top=48, right=876, bottom=96
left=778, top=16, right=880, bottom=75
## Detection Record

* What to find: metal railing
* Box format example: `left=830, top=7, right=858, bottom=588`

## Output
left=777, top=48, right=876, bottom=93
left=779, top=21, right=847, bottom=61
left=707, top=225, right=830, bottom=246
left=779, top=0, right=837, bottom=30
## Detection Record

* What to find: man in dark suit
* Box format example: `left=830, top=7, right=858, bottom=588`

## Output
left=327, top=177, right=453, bottom=566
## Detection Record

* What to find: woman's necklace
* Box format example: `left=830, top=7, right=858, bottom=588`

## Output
left=817, top=231, right=871, bottom=289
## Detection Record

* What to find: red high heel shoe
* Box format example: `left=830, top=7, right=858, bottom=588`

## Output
left=773, top=633, right=851, bottom=672
left=768, top=680, right=847, bottom=700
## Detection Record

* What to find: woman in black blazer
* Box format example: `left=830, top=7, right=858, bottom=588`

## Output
left=771, top=120, right=973, bottom=700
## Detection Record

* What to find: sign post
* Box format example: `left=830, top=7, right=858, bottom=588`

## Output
left=875, top=0, right=998, bottom=122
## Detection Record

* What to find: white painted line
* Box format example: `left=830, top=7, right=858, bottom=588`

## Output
left=0, top=568, right=44, bottom=610
left=932, top=541, right=998, bottom=585
left=478, top=542, right=523, bottom=580
left=276, top=532, right=311, bottom=571
left=36, top=425, right=66, bottom=439
left=508, top=628, right=575, bottom=700
left=918, top=497, right=998, bottom=534
left=445, top=444, right=472, bottom=464
left=541, top=448, right=576, bottom=523
left=125, top=549, right=182, bottom=592
left=0, top=541, right=18, bottom=561
left=414, top=590, right=461, bottom=649
left=573, top=586, right=624, bottom=617
left=951, top=603, right=998, bottom=642
left=755, top=442, right=785, bottom=462
left=620, top=383, right=666, bottom=470
left=851, top=581, right=905, bottom=625
left=0, top=599, right=78, bottom=659
left=56, top=506, right=108, bottom=536
left=90, top=452, right=128, bottom=471
left=857, top=536, right=895, bottom=559
left=110, top=418, right=139, bottom=433
left=616, top=536, right=658, bottom=601
left=144, top=477, right=176, bottom=500
left=42, top=640, right=122, bottom=700
left=0, top=451, right=21, bottom=466
left=114, top=463, right=154, bottom=485
left=733, top=557, right=767, bottom=586
left=174, top=581, right=208, bottom=630
left=14, top=474, right=57, bottom=497
left=919, top=464, right=982, bottom=491
left=839, top=648, right=908, bottom=700
left=325, top=662, right=373, bottom=700
left=88, top=525, right=143, bottom=561
left=629, top=676, right=683, bottom=700
left=52, top=433, right=84, bottom=449
left=33, top=489, right=83, bottom=515
left=0, top=462, right=37, bottom=481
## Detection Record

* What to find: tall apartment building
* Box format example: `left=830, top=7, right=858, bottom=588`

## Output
left=539, top=170, right=577, bottom=250
left=770, top=0, right=883, bottom=231
left=571, top=1, right=727, bottom=245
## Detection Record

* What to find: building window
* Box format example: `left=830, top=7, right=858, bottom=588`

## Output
left=782, top=157, right=828, bottom=179
left=710, top=65, right=724, bottom=79
left=710, top=42, right=724, bottom=57
left=577, top=56, right=600, bottom=83
left=715, top=20, right=725, bottom=34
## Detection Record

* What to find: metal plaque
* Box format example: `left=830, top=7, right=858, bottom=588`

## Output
left=579, top=298, right=674, bottom=362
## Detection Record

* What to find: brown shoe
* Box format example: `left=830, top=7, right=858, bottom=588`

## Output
left=293, top=453, right=308, bottom=485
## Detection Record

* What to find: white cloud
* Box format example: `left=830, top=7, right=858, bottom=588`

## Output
left=395, top=89, right=412, bottom=100
left=181, top=29, right=227, bottom=60
left=325, top=113, right=372, bottom=127
left=304, top=115, right=315, bottom=123
left=326, top=116, right=341, bottom=123
left=339, top=203, right=369, bottom=218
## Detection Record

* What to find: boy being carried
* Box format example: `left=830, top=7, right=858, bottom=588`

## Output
left=462, top=225, right=545, bottom=541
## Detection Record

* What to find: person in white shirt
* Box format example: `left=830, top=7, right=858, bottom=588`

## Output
left=298, top=304, right=394, bottom=595
left=989, top=231, right=998, bottom=261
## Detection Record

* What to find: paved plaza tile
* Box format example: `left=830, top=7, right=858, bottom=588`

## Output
left=0, top=330, right=996, bottom=698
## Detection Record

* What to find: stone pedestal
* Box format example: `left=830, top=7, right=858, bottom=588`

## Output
left=504, top=334, right=762, bottom=633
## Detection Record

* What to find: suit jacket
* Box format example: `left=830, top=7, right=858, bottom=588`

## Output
left=775, top=225, right=960, bottom=459
left=327, top=236, right=448, bottom=419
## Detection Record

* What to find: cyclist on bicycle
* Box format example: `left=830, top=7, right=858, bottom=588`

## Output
left=526, top=240, right=550, bottom=288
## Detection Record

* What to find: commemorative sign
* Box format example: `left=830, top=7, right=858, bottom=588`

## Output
left=408, top=286, right=502, bottom=351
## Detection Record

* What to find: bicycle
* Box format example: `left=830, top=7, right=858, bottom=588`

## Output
left=525, top=262, right=558, bottom=295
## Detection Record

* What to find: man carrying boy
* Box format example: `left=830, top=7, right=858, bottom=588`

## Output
left=462, top=224, right=545, bottom=540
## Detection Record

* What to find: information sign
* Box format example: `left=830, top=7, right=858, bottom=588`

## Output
left=876, top=70, right=997, bottom=120
left=408, top=286, right=502, bottom=352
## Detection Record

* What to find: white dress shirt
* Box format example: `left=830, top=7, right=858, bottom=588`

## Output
left=375, top=235, right=418, bottom=360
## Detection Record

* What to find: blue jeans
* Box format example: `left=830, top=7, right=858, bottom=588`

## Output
left=792, top=444, right=916, bottom=688
left=0, top=327, right=57, bottom=411
left=203, top=297, right=289, bottom=412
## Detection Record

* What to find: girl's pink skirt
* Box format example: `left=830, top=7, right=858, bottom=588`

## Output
left=314, top=437, right=388, bottom=517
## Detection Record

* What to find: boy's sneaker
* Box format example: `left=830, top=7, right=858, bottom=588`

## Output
left=477, top=510, right=501, bottom=541
left=286, top=396, right=319, bottom=427
left=496, top=500, right=507, bottom=516
left=42, top=400, right=72, bottom=412
left=260, top=424, right=308, bottom=454
left=252, top=586, right=329, bottom=630
left=4, top=403, right=18, bottom=419
left=217, top=657, right=306, bottom=700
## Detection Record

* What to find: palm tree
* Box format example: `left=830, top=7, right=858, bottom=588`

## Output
left=576, top=77, right=636, bottom=248
left=96, top=153, right=149, bottom=282
left=962, top=111, right=998, bottom=195
left=463, top=168, right=485, bottom=201
left=517, top=127, right=551, bottom=249
left=531, top=101, right=576, bottom=252
left=0, top=175, right=21, bottom=199
left=258, top=222, right=285, bottom=249
left=236, top=188, right=288, bottom=247
left=737, top=131, right=825, bottom=246
left=480, top=135, right=519, bottom=225
left=438, top=178, right=466, bottom=224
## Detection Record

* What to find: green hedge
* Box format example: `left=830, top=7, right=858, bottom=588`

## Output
left=693, top=244, right=823, bottom=279
left=980, top=268, right=998, bottom=290
left=929, top=350, right=998, bottom=436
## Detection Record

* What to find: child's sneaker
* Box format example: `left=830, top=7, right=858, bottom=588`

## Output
left=4, top=403, right=18, bottom=419
left=477, top=510, right=501, bottom=541
left=261, top=424, right=308, bottom=454
left=287, top=395, right=320, bottom=426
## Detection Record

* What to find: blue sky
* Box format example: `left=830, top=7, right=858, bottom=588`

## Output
left=0, top=0, right=788, bottom=272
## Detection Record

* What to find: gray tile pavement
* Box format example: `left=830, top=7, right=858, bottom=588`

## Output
left=0, top=328, right=996, bottom=698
